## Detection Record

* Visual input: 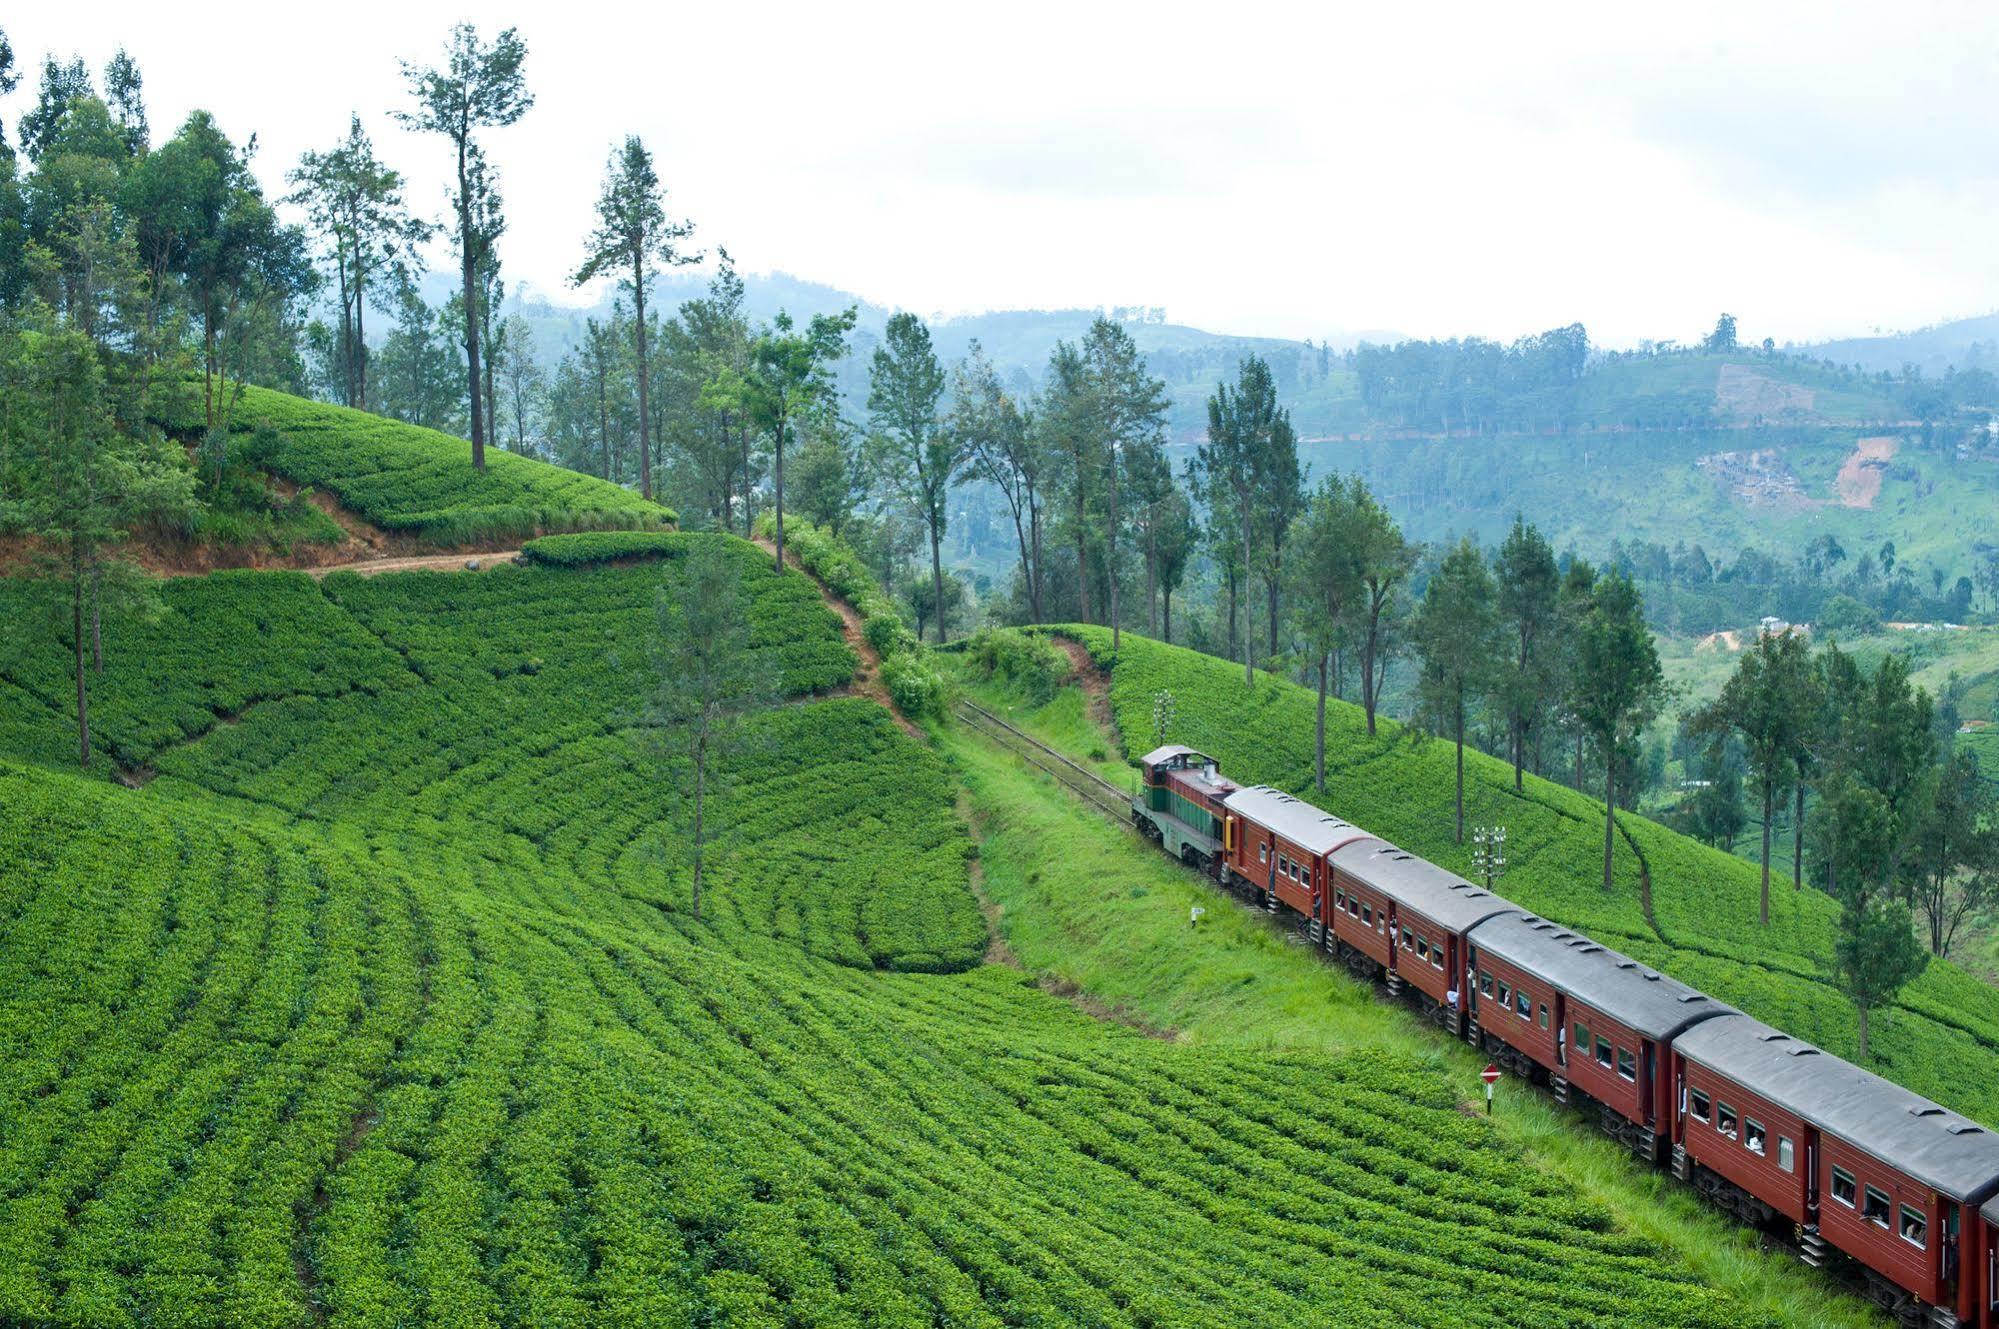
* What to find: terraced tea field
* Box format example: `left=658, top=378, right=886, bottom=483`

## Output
left=0, top=533, right=1843, bottom=1326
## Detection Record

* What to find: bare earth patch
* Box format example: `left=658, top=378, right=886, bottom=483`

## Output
left=1835, top=435, right=1897, bottom=509
left=1715, top=363, right=1815, bottom=421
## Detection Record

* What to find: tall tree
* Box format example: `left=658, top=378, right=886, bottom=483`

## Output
left=573, top=135, right=696, bottom=502
left=397, top=23, right=532, bottom=471
left=1351, top=479, right=1414, bottom=735
left=1812, top=764, right=1926, bottom=1060
left=954, top=342, right=1044, bottom=620
left=642, top=541, right=778, bottom=920
left=868, top=313, right=961, bottom=642
left=0, top=28, right=18, bottom=156
left=3, top=328, right=195, bottom=766
left=1414, top=536, right=1501, bottom=843
left=1081, top=317, right=1169, bottom=653
left=1494, top=515, right=1560, bottom=792
left=101, top=49, right=146, bottom=155
left=1569, top=571, right=1668, bottom=893
left=286, top=116, right=432, bottom=411
left=1201, top=357, right=1284, bottom=686
left=1255, top=409, right=1304, bottom=656
left=1686, top=627, right=1815, bottom=925
left=1909, top=746, right=1995, bottom=958
left=1292, top=474, right=1362, bottom=790
left=738, top=308, right=855, bottom=571
left=18, top=54, right=92, bottom=162
left=1557, top=557, right=1598, bottom=789
left=1041, top=340, right=1097, bottom=625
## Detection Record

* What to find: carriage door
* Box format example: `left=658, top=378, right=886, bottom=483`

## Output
left=1643, top=1043, right=1658, bottom=1126
left=1939, top=1201, right=1958, bottom=1302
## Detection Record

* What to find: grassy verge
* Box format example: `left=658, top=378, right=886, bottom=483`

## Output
left=937, top=705, right=1886, bottom=1329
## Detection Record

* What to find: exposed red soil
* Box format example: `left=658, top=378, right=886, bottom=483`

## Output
left=1051, top=634, right=1119, bottom=749
left=752, top=536, right=924, bottom=741
left=1835, top=436, right=1897, bottom=509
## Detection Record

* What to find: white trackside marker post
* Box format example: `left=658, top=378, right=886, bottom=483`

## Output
left=1482, top=1063, right=1501, bottom=1115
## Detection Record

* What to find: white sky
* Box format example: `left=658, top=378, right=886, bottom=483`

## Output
left=9, top=0, right=1999, bottom=346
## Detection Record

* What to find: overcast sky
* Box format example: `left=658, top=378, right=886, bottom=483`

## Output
left=9, top=0, right=1998, bottom=346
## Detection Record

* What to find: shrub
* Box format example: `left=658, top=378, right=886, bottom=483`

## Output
left=881, top=650, right=947, bottom=720
left=966, top=627, right=1070, bottom=704
left=522, top=531, right=695, bottom=566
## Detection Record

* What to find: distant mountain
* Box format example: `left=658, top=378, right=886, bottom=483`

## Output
left=1795, top=311, right=1999, bottom=378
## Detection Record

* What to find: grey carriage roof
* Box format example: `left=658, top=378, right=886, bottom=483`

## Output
left=1332, top=840, right=1520, bottom=934
left=1986, top=1191, right=1999, bottom=1227
left=1467, top=913, right=1727, bottom=1040
left=1138, top=745, right=1205, bottom=767
left=1222, top=785, right=1381, bottom=858
left=1677, top=1013, right=1999, bottom=1201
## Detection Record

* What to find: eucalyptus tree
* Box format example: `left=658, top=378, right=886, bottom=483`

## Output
left=1041, top=340, right=1097, bottom=624
left=954, top=341, right=1045, bottom=620
left=1350, top=479, right=1414, bottom=735
left=1569, top=571, right=1668, bottom=893
left=868, top=313, right=963, bottom=642
left=397, top=23, right=532, bottom=470
left=738, top=308, right=856, bottom=571
left=1494, top=515, right=1560, bottom=792
left=101, top=49, right=146, bottom=154
left=1080, top=317, right=1168, bottom=653
left=1292, top=474, right=1363, bottom=789
left=1685, top=627, right=1816, bottom=925
left=17, top=54, right=92, bottom=162
left=1414, top=536, right=1502, bottom=843
left=286, top=115, right=433, bottom=410
left=1201, top=356, right=1284, bottom=686
left=573, top=135, right=697, bottom=501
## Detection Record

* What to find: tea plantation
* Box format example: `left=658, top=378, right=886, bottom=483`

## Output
left=1064, top=627, right=1999, bottom=1127
left=156, top=384, right=674, bottom=544
left=0, top=533, right=1815, bottom=1325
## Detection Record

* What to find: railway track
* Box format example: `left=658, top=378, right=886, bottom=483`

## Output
left=952, top=700, right=1136, bottom=825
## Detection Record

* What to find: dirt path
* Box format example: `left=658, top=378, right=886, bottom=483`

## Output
left=1835, top=435, right=1897, bottom=508
left=303, top=550, right=521, bottom=580
left=751, top=537, right=923, bottom=740
left=1051, top=635, right=1119, bottom=748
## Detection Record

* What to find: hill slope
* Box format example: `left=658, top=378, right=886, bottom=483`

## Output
left=158, top=384, right=674, bottom=547
left=0, top=537, right=1842, bottom=1326
left=1063, top=627, right=1999, bottom=1128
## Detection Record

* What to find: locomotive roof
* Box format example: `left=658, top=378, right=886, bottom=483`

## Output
left=1331, top=840, right=1519, bottom=933
left=1223, top=785, right=1380, bottom=857
left=1677, top=1013, right=1999, bottom=1200
left=1467, top=913, right=1727, bottom=1040
left=1139, top=745, right=1208, bottom=767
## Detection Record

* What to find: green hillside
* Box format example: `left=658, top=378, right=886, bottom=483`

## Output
left=0, top=537, right=1859, bottom=1326
left=159, top=384, right=674, bottom=545
left=1062, top=628, right=1999, bottom=1128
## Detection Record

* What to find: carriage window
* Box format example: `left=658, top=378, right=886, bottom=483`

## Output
left=1595, top=1038, right=1614, bottom=1068
left=1689, top=1089, right=1711, bottom=1123
left=1777, top=1136, right=1794, bottom=1172
left=1575, top=1022, right=1592, bottom=1053
left=1348, top=895, right=1360, bottom=917
left=1515, top=991, right=1532, bottom=1020
left=1496, top=981, right=1511, bottom=1007
left=1259, top=844, right=1268, bottom=864
left=1744, top=1119, right=1765, bottom=1156
left=1716, top=1103, right=1737, bottom=1138
left=1416, top=936, right=1430, bottom=960
left=1538, top=1004, right=1549, bottom=1028
left=1899, top=1206, right=1925, bottom=1249
left=1616, top=1048, right=1637, bottom=1082
left=1432, top=948, right=1446, bottom=971
left=1362, top=904, right=1373, bottom=925
left=1479, top=972, right=1494, bottom=998
left=1831, top=1167, right=1856, bottom=1207
left=1863, top=1187, right=1892, bottom=1229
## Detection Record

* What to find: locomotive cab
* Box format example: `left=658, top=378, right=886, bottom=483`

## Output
left=1133, top=746, right=1234, bottom=874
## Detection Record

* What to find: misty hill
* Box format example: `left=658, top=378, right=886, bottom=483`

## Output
left=1798, top=310, right=1999, bottom=379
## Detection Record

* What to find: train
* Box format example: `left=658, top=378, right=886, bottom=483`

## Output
left=1130, top=744, right=1999, bottom=1329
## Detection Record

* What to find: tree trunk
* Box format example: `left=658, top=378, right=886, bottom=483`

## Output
left=1574, top=729, right=1585, bottom=791
left=1226, top=570, right=1238, bottom=666
left=1792, top=781, right=1805, bottom=890
left=1856, top=1002, right=1870, bottom=1062
left=1454, top=699, right=1466, bottom=844
left=1145, top=526, right=1157, bottom=638
left=597, top=367, right=611, bottom=481
left=1759, top=780, right=1773, bottom=926
left=1315, top=654, right=1329, bottom=791
left=1108, top=447, right=1121, bottom=653
left=353, top=244, right=369, bottom=412
left=1075, top=528, right=1091, bottom=625
left=458, top=141, right=487, bottom=470
left=72, top=556, right=90, bottom=768
left=1266, top=570, right=1279, bottom=657
left=1602, top=762, right=1616, bottom=892
left=633, top=268, right=652, bottom=501
left=1162, top=585, right=1173, bottom=644
left=1028, top=495, right=1044, bottom=621
left=90, top=566, right=102, bottom=672
left=929, top=520, right=946, bottom=644
left=1008, top=506, right=1033, bottom=624
left=773, top=416, right=787, bottom=572
left=1240, top=494, right=1255, bottom=688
